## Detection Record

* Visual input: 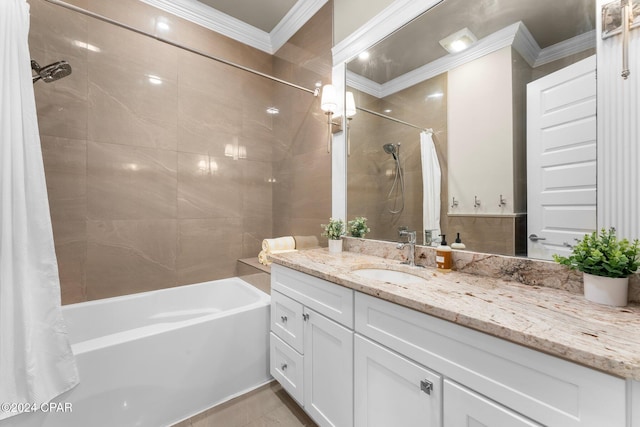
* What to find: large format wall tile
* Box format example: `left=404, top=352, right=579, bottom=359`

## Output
left=87, top=141, right=177, bottom=220
left=176, top=219, right=243, bottom=286
left=86, top=220, right=177, bottom=299
left=29, top=0, right=331, bottom=302
left=177, top=152, right=243, bottom=219
left=41, top=135, right=87, bottom=221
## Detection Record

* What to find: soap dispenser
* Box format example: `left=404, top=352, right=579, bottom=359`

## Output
left=436, top=235, right=452, bottom=271
left=451, top=233, right=466, bottom=250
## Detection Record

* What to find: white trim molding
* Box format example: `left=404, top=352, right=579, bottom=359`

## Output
left=346, top=22, right=596, bottom=99
left=138, top=0, right=327, bottom=54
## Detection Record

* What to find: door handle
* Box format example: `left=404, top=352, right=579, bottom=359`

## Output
left=529, top=234, right=546, bottom=242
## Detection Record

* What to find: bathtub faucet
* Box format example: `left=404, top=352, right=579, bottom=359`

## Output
left=397, top=230, right=416, bottom=267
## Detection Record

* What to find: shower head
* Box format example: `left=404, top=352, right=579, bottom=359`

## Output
left=383, top=143, right=398, bottom=160
left=32, top=60, right=72, bottom=84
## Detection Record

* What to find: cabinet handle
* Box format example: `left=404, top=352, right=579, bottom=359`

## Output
left=302, top=313, right=309, bottom=322
left=420, top=379, right=433, bottom=395
left=281, top=315, right=287, bottom=323
left=281, top=363, right=287, bottom=371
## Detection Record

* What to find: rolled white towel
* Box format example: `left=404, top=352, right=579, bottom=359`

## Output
left=262, top=236, right=295, bottom=252
left=258, top=250, right=270, bottom=266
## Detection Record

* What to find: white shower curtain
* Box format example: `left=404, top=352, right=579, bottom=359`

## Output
left=0, top=0, right=79, bottom=420
left=420, top=130, right=441, bottom=243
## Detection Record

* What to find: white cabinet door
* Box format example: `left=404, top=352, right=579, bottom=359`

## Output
left=303, top=308, right=353, bottom=427
left=354, top=335, right=442, bottom=427
left=444, top=380, right=541, bottom=427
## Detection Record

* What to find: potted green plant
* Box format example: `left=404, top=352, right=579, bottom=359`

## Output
left=347, top=217, right=370, bottom=238
left=553, top=227, right=640, bottom=306
left=321, top=218, right=345, bottom=253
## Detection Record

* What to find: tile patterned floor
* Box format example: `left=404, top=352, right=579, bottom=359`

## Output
left=172, top=382, right=317, bottom=427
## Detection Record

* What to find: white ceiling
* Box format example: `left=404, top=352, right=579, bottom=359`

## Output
left=196, top=0, right=298, bottom=32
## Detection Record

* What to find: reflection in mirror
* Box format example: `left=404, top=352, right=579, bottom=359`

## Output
left=346, top=0, right=596, bottom=258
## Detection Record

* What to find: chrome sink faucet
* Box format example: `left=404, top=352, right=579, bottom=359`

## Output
left=397, top=230, right=416, bottom=267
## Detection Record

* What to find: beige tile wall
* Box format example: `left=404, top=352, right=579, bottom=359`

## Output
left=29, top=0, right=332, bottom=303
left=347, top=73, right=448, bottom=243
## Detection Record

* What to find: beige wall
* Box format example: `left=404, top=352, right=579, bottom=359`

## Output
left=29, top=0, right=331, bottom=303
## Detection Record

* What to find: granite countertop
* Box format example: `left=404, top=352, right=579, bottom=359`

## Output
left=269, top=248, right=640, bottom=380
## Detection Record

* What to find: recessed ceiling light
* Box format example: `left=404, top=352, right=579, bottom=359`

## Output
left=439, top=28, right=477, bottom=54
left=358, top=51, right=370, bottom=61
left=428, top=92, right=444, bottom=99
left=315, top=81, right=322, bottom=88
left=383, top=109, right=392, bottom=113
left=266, top=107, right=279, bottom=115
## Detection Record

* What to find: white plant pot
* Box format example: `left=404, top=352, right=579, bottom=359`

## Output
left=583, top=272, right=629, bottom=307
left=328, top=239, right=343, bottom=254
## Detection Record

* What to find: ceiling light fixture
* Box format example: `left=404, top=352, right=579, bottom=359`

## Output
left=266, top=107, right=279, bottom=115
left=358, top=51, right=370, bottom=61
left=439, top=27, right=477, bottom=54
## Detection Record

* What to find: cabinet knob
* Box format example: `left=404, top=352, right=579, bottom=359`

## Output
left=281, top=363, right=287, bottom=371
left=303, top=313, right=309, bottom=322
left=420, top=379, right=433, bottom=395
left=281, top=315, right=287, bottom=323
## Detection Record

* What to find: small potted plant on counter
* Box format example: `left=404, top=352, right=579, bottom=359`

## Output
left=553, top=227, right=640, bottom=306
left=347, top=217, right=370, bottom=238
left=322, top=218, right=345, bottom=253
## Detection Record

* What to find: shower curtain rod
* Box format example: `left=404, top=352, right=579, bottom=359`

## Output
left=42, top=0, right=319, bottom=96
left=357, top=106, right=428, bottom=132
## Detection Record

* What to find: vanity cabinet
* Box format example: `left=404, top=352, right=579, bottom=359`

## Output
left=271, top=265, right=629, bottom=427
left=355, top=291, right=626, bottom=427
left=270, top=265, right=354, bottom=427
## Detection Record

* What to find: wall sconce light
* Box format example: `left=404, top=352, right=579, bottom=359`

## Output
left=345, top=91, right=357, bottom=156
left=320, top=84, right=342, bottom=153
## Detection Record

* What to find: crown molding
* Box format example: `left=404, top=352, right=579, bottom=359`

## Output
left=140, top=0, right=272, bottom=52
left=535, top=29, right=596, bottom=67
left=346, top=70, right=384, bottom=98
left=271, top=0, right=328, bottom=53
left=332, top=0, right=443, bottom=65
left=347, top=22, right=594, bottom=99
left=139, top=0, right=327, bottom=55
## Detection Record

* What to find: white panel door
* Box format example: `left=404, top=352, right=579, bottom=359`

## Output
left=527, top=55, right=597, bottom=260
left=354, top=335, right=442, bottom=427
left=444, top=380, right=541, bottom=427
left=304, top=308, right=353, bottom=427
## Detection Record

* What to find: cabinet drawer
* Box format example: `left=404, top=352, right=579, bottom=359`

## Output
left=272, top=265, right=354, bottom=328
left=270, top=333, right=304, bottom=405
left=355, top=291, right=626, bottom=427
left=444, top=380, right=541, bottom=427
left=271, top=290, right=304, bottom=353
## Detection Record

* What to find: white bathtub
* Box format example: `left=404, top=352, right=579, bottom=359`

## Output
left=5, top=277, right=271, bottom=427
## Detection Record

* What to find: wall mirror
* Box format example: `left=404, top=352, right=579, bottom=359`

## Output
left=345, top=0, right=596, bottom=259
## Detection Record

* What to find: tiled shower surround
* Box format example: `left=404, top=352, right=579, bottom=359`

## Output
left=28, top=0, right=332, bottom=303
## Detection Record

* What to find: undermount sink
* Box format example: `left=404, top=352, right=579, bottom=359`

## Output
left=352, top=267, right=429, bottom=285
